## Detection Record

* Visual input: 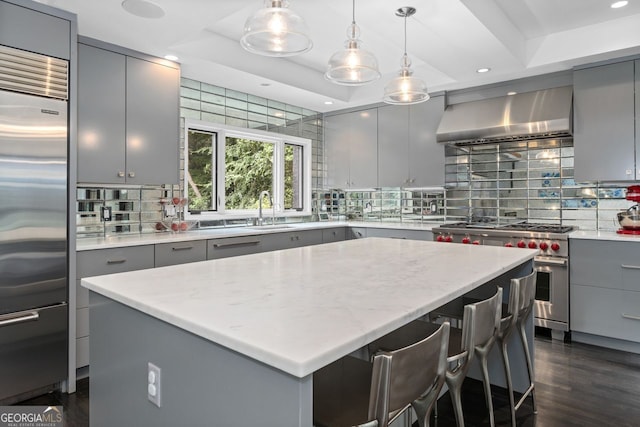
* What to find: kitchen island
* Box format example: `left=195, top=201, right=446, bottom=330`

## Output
left=83, top=238, right=536, bottom=427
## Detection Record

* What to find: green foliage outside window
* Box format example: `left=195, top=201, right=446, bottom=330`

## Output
left=225, top=137, right=273, bottom=209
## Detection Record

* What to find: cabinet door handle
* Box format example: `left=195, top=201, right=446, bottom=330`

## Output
left=0, top=311, right=39, bottom=328
left=621, top=264, right=640, bottom=270
left=117, top=171, right=125, bottom=178
left=107, top=259, right=127, bottom=265
left=172, top=246, right=193, bottom=251
left=622, top=313, right=640, bottom=321
left=213, top=240, right=260, bottom=248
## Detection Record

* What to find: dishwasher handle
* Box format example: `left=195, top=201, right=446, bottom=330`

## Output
left=0, top=311, right=39, bottom=328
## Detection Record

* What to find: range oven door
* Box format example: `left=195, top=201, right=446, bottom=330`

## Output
left=534, top=256, right=569, bottom=331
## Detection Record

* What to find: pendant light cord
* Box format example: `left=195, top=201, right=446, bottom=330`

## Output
left=352, top=0, right=356, bottom=25
left=403, top=14, right=408, bottom=56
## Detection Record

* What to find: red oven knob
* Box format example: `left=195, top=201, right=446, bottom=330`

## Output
left=444, top=235, right=453, bottom=243
left=505, top=242, right=513, bottom=248
left=539, top=242, right=549, bottom=251
left=436, top=234, right=444, bottom=242
left=517, top=240, right=526, bottom=248
left=472, top=240, right=480, bottom=245
left=528, top=241, right=538, bottom=249
left=551, top=242, right=560, bottom=252
left=461, top=236, right=471, bottom=244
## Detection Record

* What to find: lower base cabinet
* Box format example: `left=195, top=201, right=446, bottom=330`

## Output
left=75, top=245, right=155, bottom=369
left=570, top=238, right=640, bottom=346
left=349, top=227, right=433, bottom=241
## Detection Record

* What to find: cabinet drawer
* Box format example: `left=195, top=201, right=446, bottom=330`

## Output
left=76, top=279, right=89, bottom=309
left=77, top=245, right=154, bottom=278
left=366, top=228, right=432, bottom=241
left=76, top=336, right=89, bottom=368
left=570, top=239, right=640, bottom=291
left=571, top=285, right=640, bottom=343
left=208, top=236, right=263, bottom=260
left=76, top=307, right=89, bottom=338
left=155, top=240, right=207, bottom=267
left=322, top=227, right=346, bottom=243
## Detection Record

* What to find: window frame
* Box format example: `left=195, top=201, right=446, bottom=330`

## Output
left=184, top=119, right=312, bottom=220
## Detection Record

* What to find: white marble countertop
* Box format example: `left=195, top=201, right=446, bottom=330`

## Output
left=82, top=238, right=536, bottom=378
left=76, top=221, right=444, bottom=251
left=570, top=230, right=640, bottom=242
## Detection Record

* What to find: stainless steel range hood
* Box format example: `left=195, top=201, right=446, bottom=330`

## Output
left=436, top=86, right=573, bottom=145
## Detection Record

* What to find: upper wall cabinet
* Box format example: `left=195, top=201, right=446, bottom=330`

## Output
left=0, top=1, right=71, bottom=60
left=378, top=96, right=445, bottom=187
left=325, top=108, right=378, bottom=188
left=573, top=61, right=637, bottom=182
left=77, top=41, right=180, bottom=185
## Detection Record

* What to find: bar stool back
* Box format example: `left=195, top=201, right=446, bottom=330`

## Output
left=313, top=322, right=450, bottom=427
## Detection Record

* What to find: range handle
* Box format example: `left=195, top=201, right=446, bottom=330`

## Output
left=534, top=256, right=567, bottom=267
left=0, top=311, right=39, bottom=328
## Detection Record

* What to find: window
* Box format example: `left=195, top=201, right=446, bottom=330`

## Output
left=184, top=120, right=311, bottom=218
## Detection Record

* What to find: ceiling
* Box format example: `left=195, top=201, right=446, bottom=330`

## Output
left=35, top=0, right=640, bottom=112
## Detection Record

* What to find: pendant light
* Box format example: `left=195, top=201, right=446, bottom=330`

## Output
left=325, top=0, right=380, bottom=86
left=383, top=7, right=430, bottom=105
left=241, top=0, right=313, bottom=57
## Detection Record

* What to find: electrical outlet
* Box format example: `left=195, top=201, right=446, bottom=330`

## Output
left=101, top=206, right=112, bottom=222
left=147, top=362, right=161, bottom=407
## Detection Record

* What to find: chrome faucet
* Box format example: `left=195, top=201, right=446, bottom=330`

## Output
left=258, top=190, right=272, bottom=226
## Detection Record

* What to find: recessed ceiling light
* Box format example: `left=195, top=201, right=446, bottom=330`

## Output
left=507, top=91, right=517, bottom=96
left=274, top=112, right=284, bottom=117
left=476, top=67, right=491, bottom=73
left=121, top=0, right=165, bottom=19
left=324, top=101, right=334, bottom=105
left=611, top=1, right=628, bottom=8
left=164, top=55, right=179, bottom=61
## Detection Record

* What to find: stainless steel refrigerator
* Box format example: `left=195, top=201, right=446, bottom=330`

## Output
left=0, top=47, right=69, bottom=402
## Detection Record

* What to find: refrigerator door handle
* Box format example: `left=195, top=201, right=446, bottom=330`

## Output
left=0, top=311, right=40, bottom=328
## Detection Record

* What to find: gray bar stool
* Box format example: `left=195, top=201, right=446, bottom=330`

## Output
left=369, top=287, right=503, bottom=427
left=496, top=270, right=538, bottom=427
left=313, top=322, right=450, bottom=427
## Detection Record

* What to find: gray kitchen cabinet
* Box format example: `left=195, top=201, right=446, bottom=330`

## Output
left=325, top=108, right=378, bottom=188
left=76, top=245, right=155, bottom=368
left=207, top=235, right=264, bottom=259
left=77, top=40, right=180, bottom=185
left=155, top=240, right=207, bottom=267
left=348, top=227, right=432, bottom=241
left=408, top=96, right=445, bottom=187
left=365, top=228, right=433, bottom=241
left=378, top=96, right=445, bottom=187
left=322, top=227, right=346, bottom=243
left=77, top=44, right=126, bottom=184
left=573, top=61, right=637, bottom=181
left=0, top=1, right=71, bottom=60
left=262, top=229, right=324, bottom=251
left=378, top=105, right=410, bottom=187
left=570, top=239, right=640, bottom=345
left=125, top=56, right=180, bottom=185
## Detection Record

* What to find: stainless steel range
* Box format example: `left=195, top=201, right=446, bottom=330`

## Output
left=433, top=222, right=573, bottom=341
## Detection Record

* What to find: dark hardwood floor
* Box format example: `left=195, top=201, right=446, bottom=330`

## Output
left=15, top=334, right=640, bottom=426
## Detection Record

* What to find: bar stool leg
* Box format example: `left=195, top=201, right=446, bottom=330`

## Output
left=517, top=320, right=537, bottom=414
left=477, top=348, right=496, bottom=427
left=499, top=339, right=517, bottom=427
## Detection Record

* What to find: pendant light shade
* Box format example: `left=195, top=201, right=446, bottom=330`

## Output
left=325, top=0, right=380, bottom=86
left=383, top=7, right=429, bottom=105
left=241, top=0, right=313, bottom=57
